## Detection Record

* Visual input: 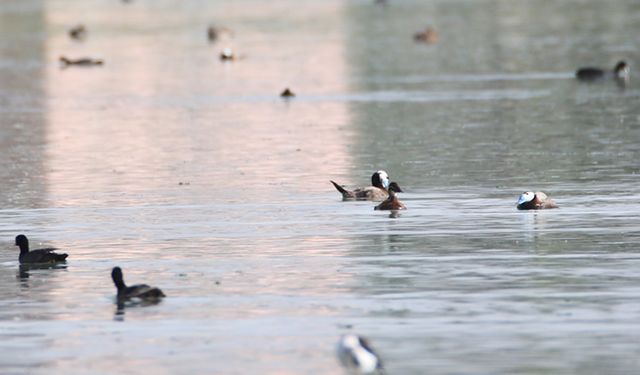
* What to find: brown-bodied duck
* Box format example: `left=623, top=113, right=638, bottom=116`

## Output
left=14, top=234, right=68, bottom=264
left=576, top=61, right=629, bottom=84
left=331, top=170, right=402, bottom=201
left=413, top=27, right=439, bottom=44
left=112, top=267, right=165, bottom=304
left=516, top=191, right=558, bottom=210
left=374, top=182, right=406, bottom=211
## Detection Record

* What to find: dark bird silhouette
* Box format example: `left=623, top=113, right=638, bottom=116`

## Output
left=59, top=56, right=104, bottom=68
left=112, top=267, right=165, bottom=305
left=14, top=234, right=68, bottom=265
left=576, top=61, right=629, bottom=85
left=280, top=88, right=295, bottom=98
left=68, top=24, right=87, bottom=40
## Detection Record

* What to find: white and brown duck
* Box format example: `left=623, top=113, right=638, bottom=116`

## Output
left=331, top=170, right=402, bottom=201
left=516, top=191, right=558, bottom=210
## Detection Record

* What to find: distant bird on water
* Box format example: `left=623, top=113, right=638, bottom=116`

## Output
left=111, top=266, right=165, bottom=305
left=337, top=334, right=385, bottom=374
left=576, top=61, right=629, bottom=85
left=207, top=26, right=233, bottom=42
left=219, top=48, right=237, bottom=61
left=280, top=88, right=295, bottom=98
left=68, top=24, right=87, bottom=40
left=413, top=27, right=439, bottom=44
left=59, top=56, right=104, bottom=67
left=516, top=191, right=558, bottom=210
left=14, top=234, right=68, bottom=264
left=374, top=182, right=406, bottom=211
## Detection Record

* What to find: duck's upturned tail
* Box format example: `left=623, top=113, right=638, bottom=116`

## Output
left=330, top=180, right=355, bottom=199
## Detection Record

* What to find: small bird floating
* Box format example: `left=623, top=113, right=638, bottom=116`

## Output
left=111, top=266, right=165, bottom=305
left=337, top=334, right=384, bottom=374
left=576, top=60, right=629, bottom=85
left=280, top=88, right=295, bottom=98
left=14, top=234, right=68, bottom=265
left=374, top=182, right=406, bottom=211
left=59, top=56, right=104, bottom=68
left=413, top=27, right=438, bottom=44
left=207, top=26, right=233, bottom=42
left=516, top=191, right=558, bottom=210
left=68, top=24, right=87, bottom=41
left=219, top=48, right=236, bottom=61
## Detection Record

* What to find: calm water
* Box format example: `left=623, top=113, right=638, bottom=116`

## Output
left=2, top=0, right=640, bottom=374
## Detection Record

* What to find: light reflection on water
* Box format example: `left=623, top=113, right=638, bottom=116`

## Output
left=1, top=0, right=640, bottom=374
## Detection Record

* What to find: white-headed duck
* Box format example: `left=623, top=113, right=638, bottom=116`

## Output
left=517, top=191, right=558, bottom=210
left=331, top=170, right=402, bottom=201
left=14, top=234, right=68, bottom=264
left=111, top=267, right=165, bottom=305
left=374, top=182, right=406, bottom=211
left=337, top=334, right=384, bottom=374
left=576, top=61, right=629, bottom=85
left=220, top=48, right=237, bottom=61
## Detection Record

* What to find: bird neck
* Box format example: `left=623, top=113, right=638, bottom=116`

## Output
left=18, top=243, right=29, bottom=254
left=114, top=279, right=126, bottom=291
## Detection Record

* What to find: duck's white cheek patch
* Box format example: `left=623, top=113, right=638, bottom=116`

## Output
left=517, top=192, right=534, bottom=205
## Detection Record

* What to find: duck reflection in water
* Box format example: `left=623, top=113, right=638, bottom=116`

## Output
left=16, top=263, right=68, bottom=289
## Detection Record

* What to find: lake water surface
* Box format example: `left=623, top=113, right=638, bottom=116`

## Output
left=1, top=0, right=640, bottom=374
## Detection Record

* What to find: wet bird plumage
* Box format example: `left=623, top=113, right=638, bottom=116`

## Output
left=14, top=235, right=68, bottom=265
left=111, top=266, right=165, bottom=303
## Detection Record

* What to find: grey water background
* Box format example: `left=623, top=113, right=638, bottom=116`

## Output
left=1, top=0, right=640, bottom=374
